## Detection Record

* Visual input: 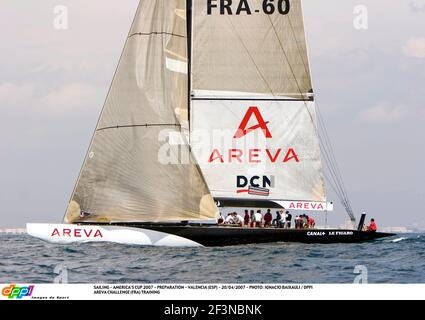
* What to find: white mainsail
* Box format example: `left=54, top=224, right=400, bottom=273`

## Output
left=190, top=0, right=329, bottom=210
left=65, top=0, right=218, bottom=223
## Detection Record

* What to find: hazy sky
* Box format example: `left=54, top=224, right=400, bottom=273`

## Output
left=0, top=0, right=424, bottom=229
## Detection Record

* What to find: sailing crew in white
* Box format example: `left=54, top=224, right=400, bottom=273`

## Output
left=253, top=210, right=263, bottom=228
left=225, top=212, right=244, bottom=227
left=234, top=214, right=244, bottom=227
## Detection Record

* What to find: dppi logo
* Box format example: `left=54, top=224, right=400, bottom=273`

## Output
left=208, top=106, right=300, bottom=164
left=2, top=284, right=34, bottom=299
left=237, top=175, right=274, bottom=196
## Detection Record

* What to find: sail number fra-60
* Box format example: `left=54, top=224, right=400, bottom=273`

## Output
left=207, top=0, right=291, bottom=15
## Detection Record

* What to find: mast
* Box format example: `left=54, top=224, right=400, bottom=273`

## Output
left=186, top=0, right=192, bottom=134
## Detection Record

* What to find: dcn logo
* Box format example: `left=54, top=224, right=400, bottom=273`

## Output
left=236, top=175, right=274, bottom=196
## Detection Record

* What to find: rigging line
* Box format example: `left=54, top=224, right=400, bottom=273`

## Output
left=322, top=127, right=351, bottom=208
left=198, top=16, right=278, bottom=124
left=317, top=113, right=347, bottom=199
left=323, top=156, right=349, bottom=213
left=323, top=171, right=351, bottom=215
left=320, top=113, right=352, bottom=207
left=321, top=134, right=352, bottom=211
left=187, top=0, right=193, bottom=136
left=225, top=15, right=276, bottom=96
left=185, top=1, right=212, bottom=196
left=129, top=31, right=186, bottom=38
left=266, top=14, right=334, bottom=207
left=265, top=15, right=320, bottom=133
left=289, top=56, right=346, bottom=208
left=319, top=135, right=343, bottom=191
left=265, top=15, right=347, bottom=211
left=315, top=118, right=344, bottom=195
left=63, top=1, right=143, bottom=222
left=320, top=141, right=347, bottom=205
left=266, top=14, right=330, bottom=164
left=304, top=89, right=353, bottom=213
left=319, top=122, right=355, bottom=218
left=317, top=108, right=354, bottom=213
left=266, top=15, right=310, bottom=100
left=265, top=15, right=317, bottom=129
left=287, top=13, right=310, bottom=83
left=276, top=9, right=355, bottom=219
left=96, top=124, right=181, bottom=132
left=317, top=111, right=354, bottom=215
left=275, top=17, right=354, bottom=219
left=323, top=172, right=344, bottom=202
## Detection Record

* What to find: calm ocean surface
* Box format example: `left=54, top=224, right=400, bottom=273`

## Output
left=0, top=233, right=424, bottom=283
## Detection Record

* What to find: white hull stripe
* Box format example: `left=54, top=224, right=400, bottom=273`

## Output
left=26, top=224, right=203, bottom=247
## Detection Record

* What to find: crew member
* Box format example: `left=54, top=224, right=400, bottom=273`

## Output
left=244, top=209, right=250, bottom=227
left=295, top=215, right=303, bottom=229
left=254, top=210, right=263, bottom=228
left=285, top=211, right=292, bottom=229
left=234, top=212, right=244, bottom=227
left=225, top=213, right=234, bottom=224
left=302, top=215, right=308, bottom=228
left=264, top=209, right=272, bottom=227
left=250, top=210, right=255, bottom=228
left=226, top=212, right=244, bottom=227
left=367, top=219, right=377, bottom=232
left=218, top=212, right=225, bottom=225
left=273, top=210, right=283, bottom=228
left=307, top=216, right=316, bottom=228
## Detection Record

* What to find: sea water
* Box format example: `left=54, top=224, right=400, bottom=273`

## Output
left=0, top=233, right=424, bottom=283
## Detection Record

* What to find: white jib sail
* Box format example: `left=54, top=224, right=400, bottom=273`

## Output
left=65, top=0, right=218, bottom=224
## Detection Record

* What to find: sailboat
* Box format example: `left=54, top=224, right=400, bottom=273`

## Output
left=27, top=0, right=395, bottom=247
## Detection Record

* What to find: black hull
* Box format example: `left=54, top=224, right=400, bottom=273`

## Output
left=85, top=223, right=396, bottom=247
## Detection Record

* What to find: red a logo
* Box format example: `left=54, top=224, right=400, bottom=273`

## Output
left=233, top=106, right=272, bottom=139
